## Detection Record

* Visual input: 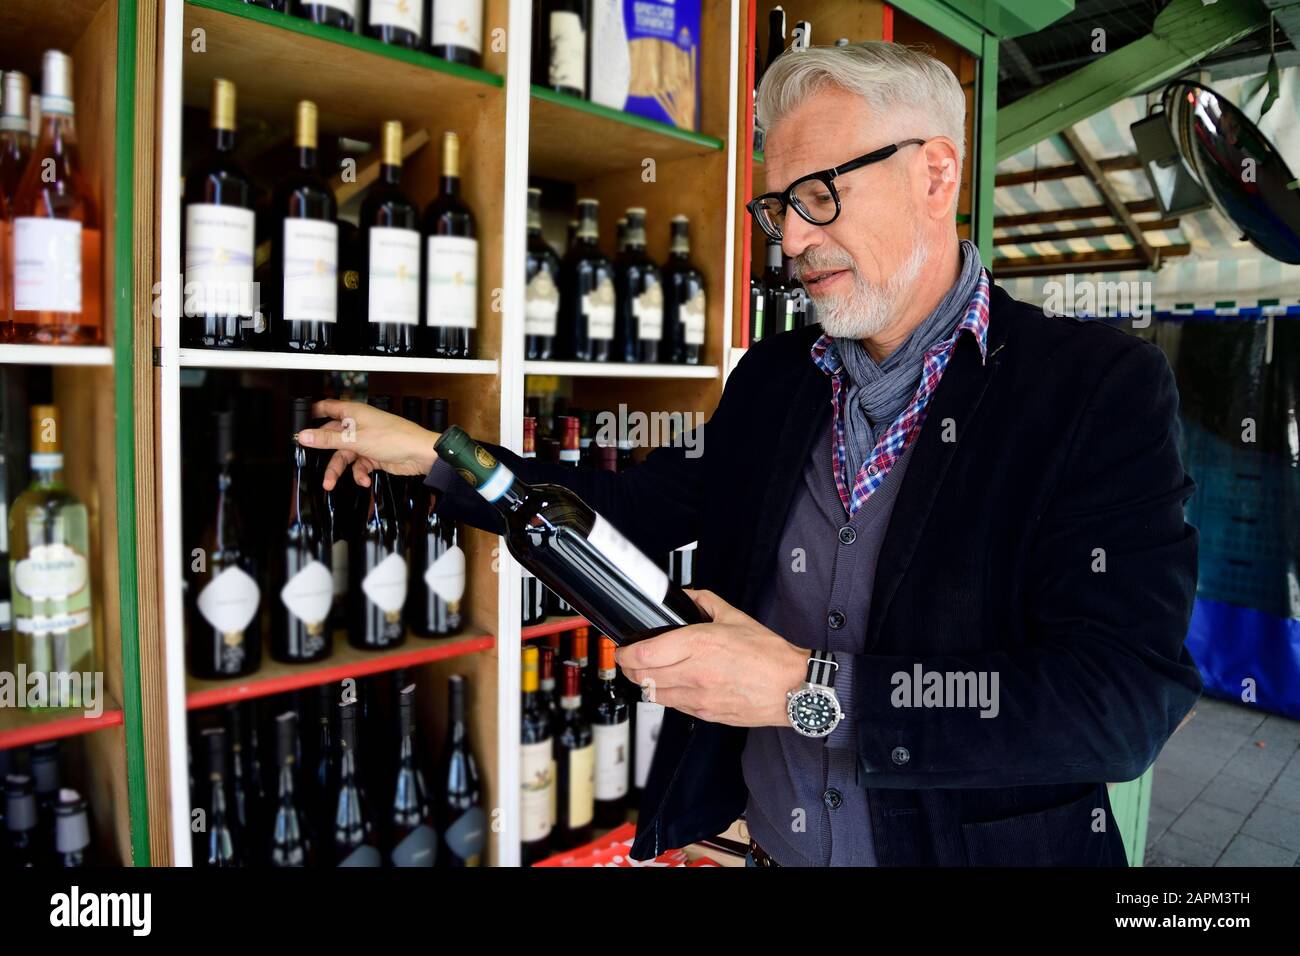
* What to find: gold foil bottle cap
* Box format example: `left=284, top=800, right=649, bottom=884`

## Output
left=381, top=120, right=403, bottom=167
left=30, top=405, right=61, bottom=454
left=211, top=78, right=236, bottom=131
left=521, top=645, right=539, bottom=692
left=295, top=100, right=318, bottom=150
left=40, top=50, right=74, bottom=116
left=1, top=71, right=31, bottom=131
left=441, top=130, right=460, bottom=178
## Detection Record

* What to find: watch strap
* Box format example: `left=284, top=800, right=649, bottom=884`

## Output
left=805, top=649, right=837, bottom=688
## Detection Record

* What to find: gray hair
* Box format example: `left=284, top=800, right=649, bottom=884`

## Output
left=756, top=41, right=967, bottom=176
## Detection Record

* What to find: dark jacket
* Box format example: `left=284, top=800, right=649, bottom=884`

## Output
left=434, top=282, right=1202, bottom=865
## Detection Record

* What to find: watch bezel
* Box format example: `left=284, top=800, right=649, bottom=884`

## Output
left=786, top=684, right=843, bottom=738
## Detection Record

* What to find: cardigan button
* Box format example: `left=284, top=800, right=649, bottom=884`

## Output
left=827, top=610, right=846, bottom=630
left=822, top=788, right=843, bottom=810
left=891, top=746, right=911, bottom=766
left=838, top=526, right=856, bottom=545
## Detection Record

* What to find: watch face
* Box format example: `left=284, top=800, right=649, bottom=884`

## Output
left=789, top=689, right=838, bottom=735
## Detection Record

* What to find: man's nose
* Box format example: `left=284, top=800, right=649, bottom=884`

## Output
left=780, top=208, right=821, bottom=259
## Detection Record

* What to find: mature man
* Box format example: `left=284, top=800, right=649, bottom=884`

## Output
left=300, top=42, right=1202, bottom=866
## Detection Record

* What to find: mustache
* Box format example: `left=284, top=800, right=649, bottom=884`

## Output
left=794, top=254, right=857, bottom=283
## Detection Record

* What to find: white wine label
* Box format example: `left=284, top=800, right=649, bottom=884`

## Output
left=390, top=824, right=437, bottom=867
left=16, top=610, right=91, bottom=635
left=587, top=514, right=670, bottom=603
left=425, top=235, right=478, bottom=329
left=683, top=288, right=706, bottom=345
left=338, top=844, right=383, bottom=867
left=424, top=544, right=466, bottom=604
left=197, top=565, right=261, bottom=635
left=14, top=543, right=89, bottom=600
left=13, top=217, right=82, bottom=313
left=362, top=551, right=408, bottom=613
left=279, top=559, right=333, bottom=626
left=431, top=0, right=482, bottom=53
left=549, top=11, right=586, bottom=94
left=321, top=0, right=356, bottom=13
left=282, top=218, right=338, bottom=323
left=367, top=226, right=420, bottom=325
left=524, top=269, right=559, bottom=337
left=583, top=276, right=616, bottom=340
left=443, top=806, right=485, bottom=865
left=592, top=721, right=630, bottom=800
left=367, top=0, right=422, bottom=35
left=634, top=700, right=665, bottom=789
left=331, top=539, right=348, bottom=598
left=520, top=740, right=554, bottom=842
left=633, top=281, right=664, bottom=341
left=185, top=204, right=256, bottom=318
left=568, top=743, right=595, bottom=828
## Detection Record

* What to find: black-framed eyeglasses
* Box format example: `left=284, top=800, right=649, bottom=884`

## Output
left=746, top=139, right=926, bottom=240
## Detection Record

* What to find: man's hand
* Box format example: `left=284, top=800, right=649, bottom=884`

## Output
left=615, top=589, right=807, bottom=727
left=297, top=399, right=440, bottom=491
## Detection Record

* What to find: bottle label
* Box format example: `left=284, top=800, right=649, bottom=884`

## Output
left=524, top=269, right=559, bottom=337
left=520, top=739, right=554, bottom=842
left=185, top=204, right=256, bottom=318
left=443, top=806, right=485, bottom=865
left=683, top=287, right=706, bottom=345
left=423, top=544, right=466, bottom=604
left=280, top=558, right=333, bottom=627
left=367, top=0, right=422, bottom=34
left=425, top=235, right=477, bottom=329
left=331, top=539, right=348, bottom=598
left=784, top=298, right=795, bottom=332
left=320, top=0, right=356, bottom=13
left=390, top=823, right=437, bottom=867
left=362, top=551, right=407, bottom=614
left=282, top=218, right=339, bottom=323
left=367, top=226, right=420, bottom=325
left=549, top=12, right=586, bottom=94
left=431, top=0, right=482, bottom=53
left=587, top=514, right=669, bottom=603
left=13, top=217, right=82, bottom=313
left=633, top=281, right=664, bottom=342
left=634, top=700, right=665, bottom=789
left=338, top=844, right=383, bottom=867
left=197, top=565, right=261, bottom=636
left=14, top=543, right=89, bottom=600
left=583, top=276, right=615, bottom=340
left=568, top=742, right=595, bottom=828
left=593, top=721, right=630, bottom=800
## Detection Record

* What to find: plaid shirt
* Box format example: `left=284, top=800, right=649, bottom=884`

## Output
left=811, top=268, right=991, bottom=517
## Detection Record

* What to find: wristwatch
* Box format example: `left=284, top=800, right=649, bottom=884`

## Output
left=786, top=649, right=843, bottom=738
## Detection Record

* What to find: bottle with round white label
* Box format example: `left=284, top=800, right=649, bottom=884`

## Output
left=349, top=395, right=407, bottom=649
left=407, top=398, right=465, bottom=637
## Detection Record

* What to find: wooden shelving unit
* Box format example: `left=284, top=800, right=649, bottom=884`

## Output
left=0, top=704, right=126, bottom=751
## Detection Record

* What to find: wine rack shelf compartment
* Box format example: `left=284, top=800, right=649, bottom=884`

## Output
left=175, top=350, right=500, bottom=375
left=523, top=361, right=720, bottom=380
left=520, top=615, right=588, bottom=641
left=0, top=345, right=115, bottom=367
left=186, top=631, right=496, bottom=711
left=0, top=702, right=126, bottom=750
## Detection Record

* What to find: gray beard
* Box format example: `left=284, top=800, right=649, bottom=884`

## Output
left=811, top=239, right=930, bottom=340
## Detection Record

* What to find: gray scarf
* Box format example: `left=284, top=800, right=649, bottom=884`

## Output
left=833, top=239, right=983, bottom=476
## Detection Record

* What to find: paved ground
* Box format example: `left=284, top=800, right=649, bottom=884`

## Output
left=1146, top=696, right=1300, bottom=866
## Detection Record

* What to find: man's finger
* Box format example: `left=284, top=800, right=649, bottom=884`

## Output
left=683, top=588, right=742, bottom=624
left=298, top=425, right=353, bottom=450
left=622, top=661, right=697, bottom=698
left=352, top=458, right=375, bottom=488
left=615, top=627, right=700, bottom=671
left=321, top=449, right=356, bottom=490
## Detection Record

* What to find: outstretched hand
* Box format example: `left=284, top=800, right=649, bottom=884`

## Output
left=296, top=399, right=441, bottom=490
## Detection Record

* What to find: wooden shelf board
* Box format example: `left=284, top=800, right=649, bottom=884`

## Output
left=524, top=361, right=719, bottom=380
left=177, top=349, right=499, bottom=374
left=0, top=345, right=115, bottom=366
left=185, top=631, right=495, bottom=710
left=528, top=86, right=724, bottom=181
left=521, top=616, right=589, bottom=640
left=0, top=702, right=125, bottom=750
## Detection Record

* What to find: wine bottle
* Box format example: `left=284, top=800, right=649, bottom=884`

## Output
left=361, top=121, right=420, bottom=355
left=337, top=219, right=363, bottom=353
left=10, top=405, right=97, bottom=702
left=612, top=208, right=660, bottom=363
left=591, top=636, right=629, bottom=827
left=4, top=774, right=37, bottom=866
left=429, top=0, right=483, bottom=67
left=53, top=789, right=90, bottom=867
left=407, top=398, right=465, bottom=637
left=349, top=395, right=406, bottom=649
left=662, top=215, right=705, bottom=364
left=269, top=711, right=313, bottom=866
left=199, top=728, right=240, bottom=867
left=554, top=659, right=594, bottom=850
left=544, top=416, right=580, bottom=616
left=524, top=187, right=560, bottom=361
left=30, top=740, right=59, bottom=845
left=274, top=101, right=338, bottom=353
left=8, top=51, right=102, bottom=345
left=558, top=198, right=614, bottom=361
left=318, top=426, right=350, bottom=642
left=398, top=396, right=422, bottom=524
left=435, top=426, right=708, bottom=645
left=520, top=646, right=554, bottom=865
left=225, top=703, right=263, bottom=851
left=749, top=270, right=766, bottom=343
left=363, top=0, right=423, bottom=47
left=387, top=683, right=435, bottom=865
left=632, top=668, right=665, bottom=803
left=0, top=71, right=31, bottom=202
left=536, top=0, right=587, bottom=97
left=762, top=239, right=796, bottom=335
left=436, top=674, right=484, bottom=866
left=273, top=397, right=332, bottom=662
left=519, top=416, right=545, bottom=627
left=293, top=0, right=355, bottom=31
left=183, top=78, right=256, bottom=349
left=246, top=0, right=288, bottom=10
left=571, top=625, right=595, bottom=703
left=311, top=683, right=339, bottom=843
left=538, top=645, right=559, bottom=831
left=423, top=131, right=477, bottom=359
left=332, top=700, right=382, bottom=865
left=188, top=410, right=261, bottom=679
left=766, top=5, right=786, bottom=73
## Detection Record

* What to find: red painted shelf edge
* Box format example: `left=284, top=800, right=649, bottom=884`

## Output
left=0, top=709, right=125, bottom=750
left=186, top=634, right=496, bottom=710
left=521, top=616, right=588, bottom=640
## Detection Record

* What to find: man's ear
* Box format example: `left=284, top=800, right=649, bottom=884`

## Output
left=921, top=137, right=961, bottom=220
